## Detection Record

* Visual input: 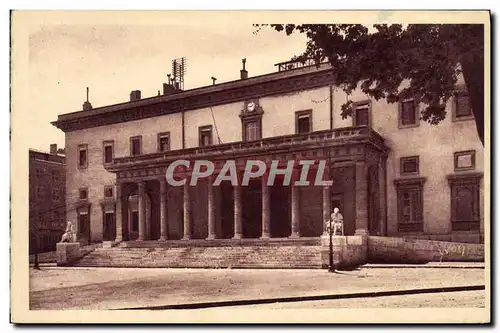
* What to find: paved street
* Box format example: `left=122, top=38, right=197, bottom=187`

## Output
left=29, top=266, right=485, bottom=310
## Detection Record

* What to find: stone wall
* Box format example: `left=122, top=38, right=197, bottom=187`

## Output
left=367, top=236, right=484, bottom=263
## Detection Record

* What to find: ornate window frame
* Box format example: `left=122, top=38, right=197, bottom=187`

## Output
left=394, top=177, right=426, bottom=232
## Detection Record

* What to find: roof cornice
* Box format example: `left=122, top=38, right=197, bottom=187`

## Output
left=51, top=66, right=335, bottom=132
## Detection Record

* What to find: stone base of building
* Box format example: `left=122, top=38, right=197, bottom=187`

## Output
left=367, top=236, right=484, bottom=263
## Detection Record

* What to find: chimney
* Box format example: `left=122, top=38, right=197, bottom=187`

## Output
left=129, top=90, right=141, bottom=101
left=82, top=87, right=92, bottom=110
left=211, top=77, right=217, bottom=85
left=49, top=144, right=57, bottom=155
left=163, top=82, right=177, bottom=95
left=240, top=58, right=248, bottom=79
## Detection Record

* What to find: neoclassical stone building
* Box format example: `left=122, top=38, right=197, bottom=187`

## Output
left=52, top=59, right=484, bottom=247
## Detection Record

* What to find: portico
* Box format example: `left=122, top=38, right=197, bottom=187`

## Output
left=106, top=126, right=390, bottom=243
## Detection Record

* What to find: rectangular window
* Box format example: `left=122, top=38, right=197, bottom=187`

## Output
left=36, top=186, right=44, bottom=199
left=394, top=178, right=425, bottom=232
left=352, top=101, right=371, bottom=127
left=400, top=156, right=419, bottom=176
left=52, top=189, right=60, bottom=202
left=448, top=174, right=482, bottom=231
left=453, top=90, right=474, bottom=121
left=51, top=170, right=60, bottom=182
left=130, top=136, right=142, bottom=156
left=399, top=99, right=419, bottom=128
left=36, top=168, right=44, bottom=178
left=104, top=186, right=114, bottom=198
left=295, top=110, right=313, bottom=134
left=78, top=144, right=88, bottom=169
left=157, top=132, right=171, bottom=152
left=454, top=150, right=475, bottom=171
left=103, top=141, right=114, bottom=164
left=244, top=121, right=259, bottom=141
left=199, top=125, right=213, bottom=147
left=79, top=188, right=88, bottom=200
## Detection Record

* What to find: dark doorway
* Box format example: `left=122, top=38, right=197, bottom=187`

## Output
left=219, top=182, right=235, bottom=239
left=242, top=180, right=262, bottom=238
left=130, top=211, right=139, bottom=240
left=270, top=178, right=291, bottom=237
left=103, top=212, right=116, bottom=241
left=78, top=212, right=90, bottom=243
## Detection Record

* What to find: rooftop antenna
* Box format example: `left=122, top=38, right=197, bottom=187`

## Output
left=172, top=57, right=187, bottom=90
left=211, top=77, right=217, bottom=85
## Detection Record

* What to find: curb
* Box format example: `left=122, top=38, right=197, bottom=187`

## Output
left=361, top=263, right=485, bottom=269
left=114, top=284, right=485, bottom=310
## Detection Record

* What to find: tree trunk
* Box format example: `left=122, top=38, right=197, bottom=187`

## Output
left=460, top=57, right=484, bottom=146
left=459, top=25, right=485, bottom=146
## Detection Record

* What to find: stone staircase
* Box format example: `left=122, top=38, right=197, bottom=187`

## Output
left=75, top=241, right=323, bottom=269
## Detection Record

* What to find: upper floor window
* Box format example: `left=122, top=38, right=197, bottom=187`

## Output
left=36, top=186, right=44, bottom=199
left=400, top=156, right=419, bottom=176
left=51, top=170, right=60, bottom=182
left=79, top=188, right=88, bottom=200
left=104, top=186, right=114, bottom=198
left=199, top=125, right=213, bottom=147
left=103, top=141, right=114, bottom=164
left=157, top=132, right=171, bottom=152
left=352, top=101, right=371, bottom=127
left=52, top=189, right=60, bottom=202
left=243, top=119, right=261, bottom=141
left=36, top=168, right=44, bottom=178
left=130, top=136, right=142, bottom=156
left=295, top=110, right=313, bottom=134
left=453, top=90, right=474, bottom=121
left=398, top=99, right=419, bottom=128
left=78, top=144, right=88, bottom=169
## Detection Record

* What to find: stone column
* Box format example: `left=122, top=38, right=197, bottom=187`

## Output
left=206, top=177, right=216, bottom=240
left=355, top=161, right=369, bottom=235
left=378, top=155, right=387, bottom=236
left=182, top=180, right=191, bottom=240
left=137, top=181, right=146, bottom=241
left=114, top=182, right=123, bottom=242
left=261, top=174, right=270, bottom=239
left=289, top=184, right=300, bottom=238
left=159, top=178, right=168, bottom=241
left=232, top=184, right=242, bottom=239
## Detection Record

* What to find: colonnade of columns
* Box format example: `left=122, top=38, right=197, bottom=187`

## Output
left=114, top=160, right=377, bottom=242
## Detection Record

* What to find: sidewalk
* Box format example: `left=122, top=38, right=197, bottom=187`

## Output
left=29, top=266, right=485, bottom=310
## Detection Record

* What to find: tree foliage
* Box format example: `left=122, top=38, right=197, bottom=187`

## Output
left=255, top=24, right=484, bottom=145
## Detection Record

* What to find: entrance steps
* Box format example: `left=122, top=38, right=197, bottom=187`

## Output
left=75, top=238, right=323, bottom=269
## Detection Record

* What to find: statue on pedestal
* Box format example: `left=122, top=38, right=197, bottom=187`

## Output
left=60, top=221, right=76, bottom=243
left=324, top=208, right=344, bottom=236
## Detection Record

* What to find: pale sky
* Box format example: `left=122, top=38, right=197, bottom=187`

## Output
left=25, top=14, right=308, bottom=152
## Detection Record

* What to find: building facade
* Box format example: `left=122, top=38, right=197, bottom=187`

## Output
left=52, top=60, right=484, bottom=246
left=29, top=144, right=66, bottom=253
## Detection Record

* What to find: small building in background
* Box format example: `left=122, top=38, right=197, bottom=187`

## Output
left=29, top=144, right=66, bottom=254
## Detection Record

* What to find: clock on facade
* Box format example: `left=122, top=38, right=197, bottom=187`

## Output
left=247, top=102, right=256, bottom=112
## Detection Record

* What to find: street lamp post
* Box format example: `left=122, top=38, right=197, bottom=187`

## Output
left=328, top=217, right=335, bottom=272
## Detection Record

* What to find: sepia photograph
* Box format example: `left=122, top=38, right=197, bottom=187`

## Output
left=10, top=10, right=490, bottom=324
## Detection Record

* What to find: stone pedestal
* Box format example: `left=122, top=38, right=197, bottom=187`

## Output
left=320, top=235, right=368, bottom=268
left=56, top=242, right=82, bottom=266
